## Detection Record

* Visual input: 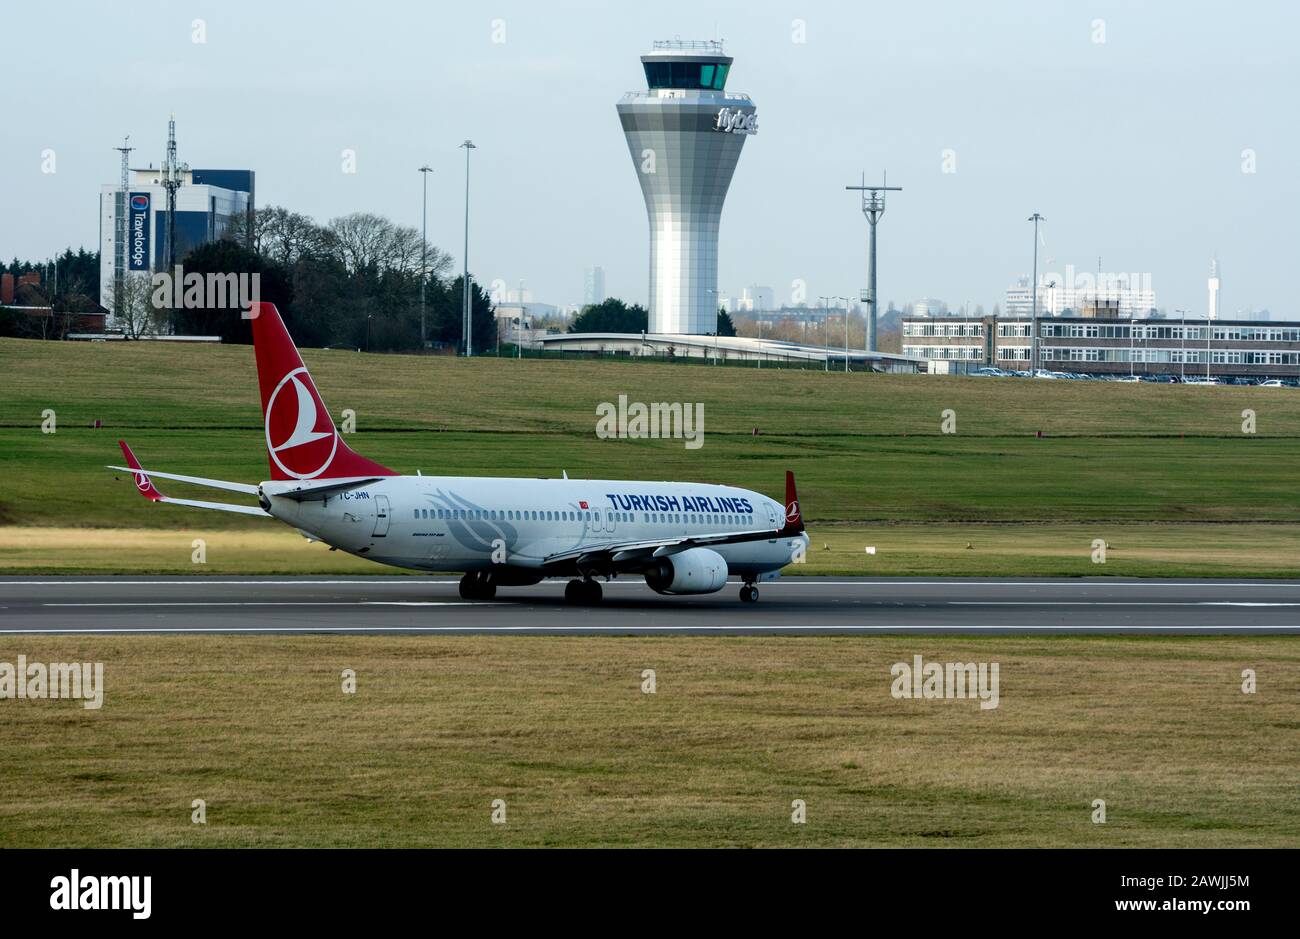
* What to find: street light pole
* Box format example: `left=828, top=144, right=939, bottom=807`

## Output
left=1028, top=213, right=1044, bottom=374
left=459, top=140, right=476, bottom=357
left=1206, top=310, right=1214, bottom=381
left=837, top=296, right=853, bottom=372
left=418, top=165, right=433, bottom=348
left=818, top=296, right=833, bottom=372
left=1130, top=312, right=1136, bottom=377
left=1177, top=308, right=1186, bottom=382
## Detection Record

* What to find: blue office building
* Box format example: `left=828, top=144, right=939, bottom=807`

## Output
left=99, top=166, right=255, bottom=323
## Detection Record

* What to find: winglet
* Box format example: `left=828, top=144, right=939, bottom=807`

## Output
left=780, top=470, right=804, bottom=535
left=117, top=440, right=165, bottom=501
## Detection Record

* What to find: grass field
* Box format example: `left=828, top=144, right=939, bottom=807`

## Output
left=1, top=635, right=1295, bottom=848
left=4, top=522, right=1300, bottom=577
left=1, top=336, right=1297, bottom=574
left=2, top=341, right=1296, bottom=851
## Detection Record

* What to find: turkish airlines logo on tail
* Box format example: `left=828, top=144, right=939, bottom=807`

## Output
left=265, top=366, right=338, bottom=479
left=786, top=500, right=800, bottom=523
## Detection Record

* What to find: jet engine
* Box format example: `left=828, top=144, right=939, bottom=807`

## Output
left=644, top=547, right=729, bottom=595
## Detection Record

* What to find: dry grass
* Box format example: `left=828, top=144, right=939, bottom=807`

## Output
left=3, top=523, right=1298, bottom=577
left=0, top=635, right=1296, bottom=847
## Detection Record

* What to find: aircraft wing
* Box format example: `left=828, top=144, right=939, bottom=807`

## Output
left=542, top=526, right=786, bottom=568
left=543, top=470, right=806, bottom=569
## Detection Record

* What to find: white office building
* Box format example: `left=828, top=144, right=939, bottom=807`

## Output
left=99, top=166, right=253, bottom=327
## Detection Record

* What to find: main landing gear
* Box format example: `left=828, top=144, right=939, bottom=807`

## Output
left=458, top=571, right=496, bottom=601
left=739, top=582, right=760, bottom=603
left=564, top=578, right=603, bottom=605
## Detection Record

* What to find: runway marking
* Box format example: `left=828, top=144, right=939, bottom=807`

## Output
left=0, top=625, right=1287, bottom=634
left=43, top=601, right=492, bottom=608
left=953, top=601, right=1300, bottom=607
left=6, top=580, right=1300, bottom=588
left=40, top=600, right=1300, bottom=610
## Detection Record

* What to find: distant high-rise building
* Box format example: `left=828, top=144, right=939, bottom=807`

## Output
left=1208, top=255, right=1221, bottom=319
left=1005, top=270, right=1155, bottom=318
left=583, top=266, right=606, bottom=307
left=737, top=285, right=774, bottom=312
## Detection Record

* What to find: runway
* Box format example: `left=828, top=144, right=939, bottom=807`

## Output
left=1, top=576, right=1298, bottom=634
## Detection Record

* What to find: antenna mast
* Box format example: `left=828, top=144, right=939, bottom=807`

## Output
left=161, top=113, right=189, bottom=273
left=845, top=171, right=903, bottom=353
left=111, top=136, right=135, bottom=321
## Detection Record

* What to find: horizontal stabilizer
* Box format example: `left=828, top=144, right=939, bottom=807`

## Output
left=106, top=465, right=260, bottom=495
left=110, top=440, right=269, bottom=518
left=154, top=496, right=269, bottom=517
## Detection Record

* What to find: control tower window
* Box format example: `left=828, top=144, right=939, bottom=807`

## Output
left=644, top=61, right=729, bottom=90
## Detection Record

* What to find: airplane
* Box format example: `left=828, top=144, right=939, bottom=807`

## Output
left=108, top=302, right=809, bottom=604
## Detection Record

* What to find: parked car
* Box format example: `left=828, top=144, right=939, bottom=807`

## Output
left=1258, top=379, right=1287, bottom=388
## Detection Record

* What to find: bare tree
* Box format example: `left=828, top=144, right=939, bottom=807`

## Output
left=108, top=272, right=165, bottom=339
left=386, top=223, right=452, bottom=280
left=326, top=212, right=394, bottom=274
left=249, top=205, right=333, bottom=267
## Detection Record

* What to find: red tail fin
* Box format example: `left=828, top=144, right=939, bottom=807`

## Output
left=781, top=470, right=803, bottom=534
left=249, top=302, right=396, bottom=481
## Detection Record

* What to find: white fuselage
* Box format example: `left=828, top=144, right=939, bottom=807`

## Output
left=264, top=475, right=806, bottom=579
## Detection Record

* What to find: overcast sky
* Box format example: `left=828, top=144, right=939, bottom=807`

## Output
left=3, top=0, right=1296, bottom=314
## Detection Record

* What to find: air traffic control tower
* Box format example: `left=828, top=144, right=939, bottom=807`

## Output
left=617, top=40, right=756, bottom=335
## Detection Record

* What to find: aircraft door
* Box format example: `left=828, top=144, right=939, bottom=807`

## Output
left=373, top=495, right=391, bottom=537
